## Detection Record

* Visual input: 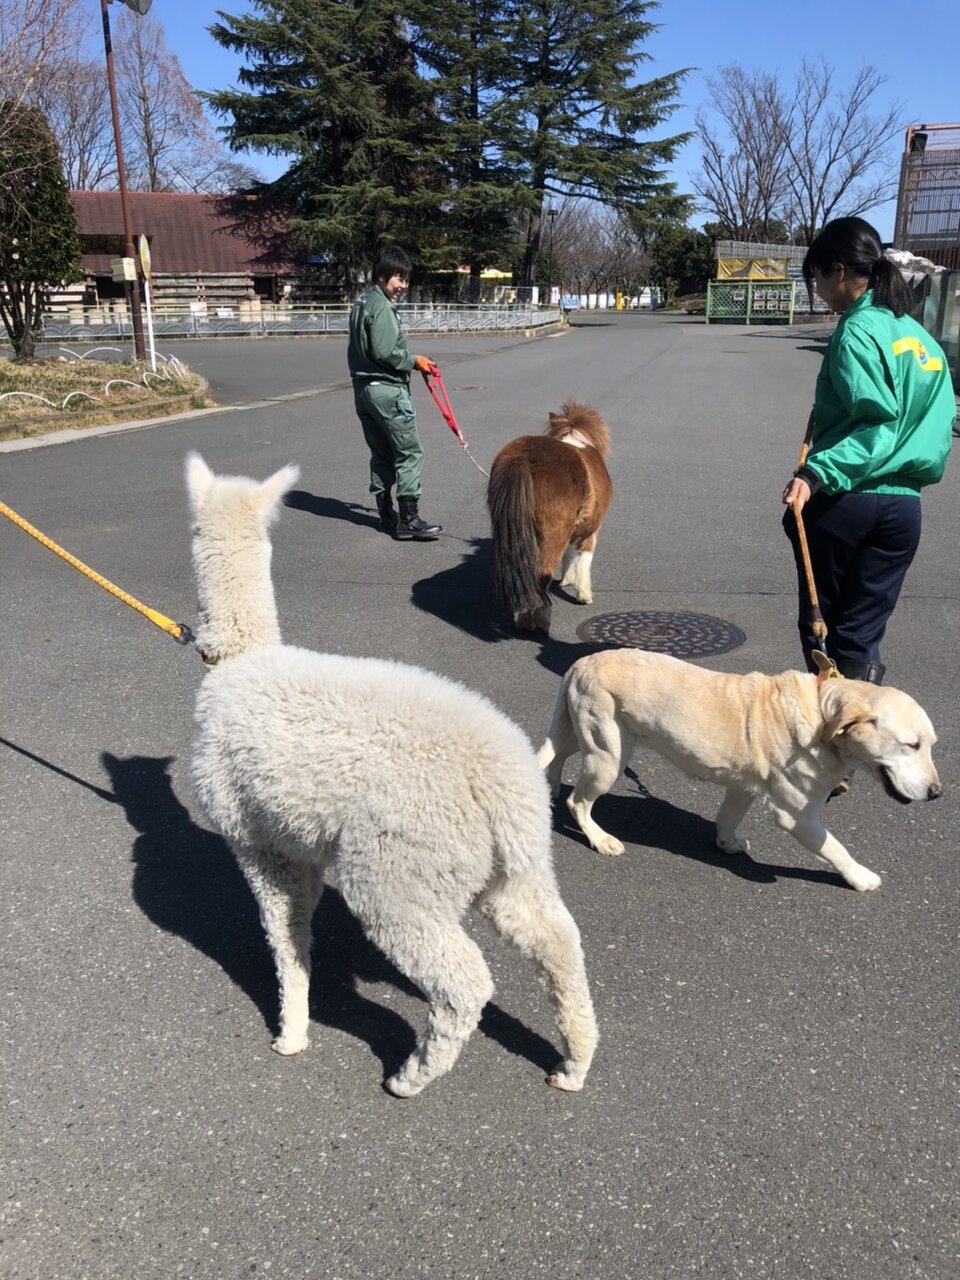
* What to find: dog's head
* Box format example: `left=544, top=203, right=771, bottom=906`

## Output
left=818, top=678, right=941, bottom=804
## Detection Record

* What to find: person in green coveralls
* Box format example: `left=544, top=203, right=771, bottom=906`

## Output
left=782, top=217, right=955, bottom=681
left=348, top=245, right=443, bottom=541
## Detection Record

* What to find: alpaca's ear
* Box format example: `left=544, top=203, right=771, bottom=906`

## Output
left=185, top=451, right=214, bottom=513
left=258, top=463, right=301, bottom=515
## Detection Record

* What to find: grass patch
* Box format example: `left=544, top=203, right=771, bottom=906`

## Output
left=0, top=355, right=212, bottom=439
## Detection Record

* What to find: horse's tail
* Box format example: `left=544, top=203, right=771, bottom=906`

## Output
left=487, top=457, right=548, bottom=619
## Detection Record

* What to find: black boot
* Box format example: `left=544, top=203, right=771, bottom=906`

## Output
left=396, top=497, right=442, bottom=541
left=835, top=658, right=885, bottom=684
left=375, top=491, right=398, bottom=533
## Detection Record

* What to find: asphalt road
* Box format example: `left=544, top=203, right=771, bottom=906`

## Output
left=2, top=313, right=958, bottom=1279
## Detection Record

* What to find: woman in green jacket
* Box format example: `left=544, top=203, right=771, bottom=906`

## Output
left=782, top=217, right=955, bottom=681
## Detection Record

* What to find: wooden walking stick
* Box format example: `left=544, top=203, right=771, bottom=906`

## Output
left=791, top=410, right=831, bottom=658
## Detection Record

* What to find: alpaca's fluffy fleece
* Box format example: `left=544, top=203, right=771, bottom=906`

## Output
left=187, top=453, right=596, bottom=1097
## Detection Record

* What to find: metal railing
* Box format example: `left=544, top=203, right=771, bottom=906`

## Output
left=40, top=303, right=562, bottom=343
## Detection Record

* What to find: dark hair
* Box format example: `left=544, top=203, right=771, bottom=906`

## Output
left=372, top=244, right=413, bottom=283
left=802, top=217, right=913, bottom=317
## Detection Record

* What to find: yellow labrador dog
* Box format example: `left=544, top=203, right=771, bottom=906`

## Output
left=538, top=650, right=941, bottom=892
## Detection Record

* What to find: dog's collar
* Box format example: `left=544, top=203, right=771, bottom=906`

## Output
left=816, top=665, right=844, bottom=686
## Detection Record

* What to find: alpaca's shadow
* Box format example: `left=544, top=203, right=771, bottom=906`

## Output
left=284, top=489, right=376, bottom=530
left=105, top=753, right=563, bottom=1076
left=553, top=769, right=844, bottom=888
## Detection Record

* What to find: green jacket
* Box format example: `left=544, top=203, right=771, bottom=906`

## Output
left=801, top=290, right=955, bottom=496
left=347, top=284, right=416, bottom=385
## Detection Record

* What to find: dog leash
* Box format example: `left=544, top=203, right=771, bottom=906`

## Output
left=421, top=369, right=490, bottom=479
left=0, top=497, right=200, bottom=656
left=790, top=410, right=836, bottom=671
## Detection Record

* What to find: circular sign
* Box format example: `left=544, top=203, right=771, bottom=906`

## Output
left=138, top=236, right=151, bottom=280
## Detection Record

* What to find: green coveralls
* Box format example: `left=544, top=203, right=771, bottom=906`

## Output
left=347, top=284, right=424, bottom=498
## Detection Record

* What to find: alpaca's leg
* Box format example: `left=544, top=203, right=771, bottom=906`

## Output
left=362, top=912, right=495, bottom=1097
left=537, top=699, right=579, bottom=799
left=239, top=848, right=320, bottom=1055
left=478, top=871, right=597, bottom=1091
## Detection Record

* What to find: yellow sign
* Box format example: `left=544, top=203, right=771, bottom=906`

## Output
left=717, top=257, right=788, bottom=281
left=138, top=236, right=151, bottom=280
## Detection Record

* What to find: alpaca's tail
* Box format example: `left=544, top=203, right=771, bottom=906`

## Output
left=487, top=460, right=549, bottom=619
left=537, top=664, right=578, bottom=794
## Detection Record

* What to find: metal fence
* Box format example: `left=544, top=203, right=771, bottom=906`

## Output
left=40, top=303, right=561, bottom=344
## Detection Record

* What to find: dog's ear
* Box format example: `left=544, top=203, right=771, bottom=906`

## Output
left=257, top=463, right=301, bottom=518
left=818, top=682, right=879, bottom=742
left=185, top=451, right=214, bottom=514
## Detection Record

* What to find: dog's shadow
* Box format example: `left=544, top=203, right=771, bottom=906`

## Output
left=104, top=753, right=562, bottom=1077
left=554, top=769, right=843, bottom=887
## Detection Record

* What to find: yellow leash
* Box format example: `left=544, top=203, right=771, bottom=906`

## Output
left=1, top=498, right=197, bottom=650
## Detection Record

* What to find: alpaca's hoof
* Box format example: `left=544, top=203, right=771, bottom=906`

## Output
left=271, top=1033, right=309, bottom=1056
left=384, top=1072, right=425, bottom=1098
left=594, top=834, right=624, bottom=857
left=717, top=835, right=750, bottom=855
left=547, top=1067, right=585, bottom=1092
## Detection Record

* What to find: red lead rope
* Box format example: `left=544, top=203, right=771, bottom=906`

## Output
left=420, top=369, right=490, bottom=478
left=421, top=369, right=468, bottom=447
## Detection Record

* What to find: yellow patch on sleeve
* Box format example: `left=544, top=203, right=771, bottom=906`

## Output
left=891, top=336, right=943, bottom=372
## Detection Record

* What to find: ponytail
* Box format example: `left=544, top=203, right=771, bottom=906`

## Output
left=869, top=254, right=913, bottom=318
left=803, top=216, right=913, bottom=317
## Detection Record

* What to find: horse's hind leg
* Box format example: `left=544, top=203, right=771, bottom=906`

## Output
left=560, top=531, right=597, bottom=603
left=478, top=870, right=597, bottom=1091
left=238, top=846, right=322, bottom=1055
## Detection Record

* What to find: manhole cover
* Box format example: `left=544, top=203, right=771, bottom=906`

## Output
left=576, top=610, right=745, bottom=658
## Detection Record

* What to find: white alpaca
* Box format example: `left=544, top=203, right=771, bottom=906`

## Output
left=186, top=453, right=597, bottom=1096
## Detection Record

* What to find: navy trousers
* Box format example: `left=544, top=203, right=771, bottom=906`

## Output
left=783, top=491, right=921, bottom=671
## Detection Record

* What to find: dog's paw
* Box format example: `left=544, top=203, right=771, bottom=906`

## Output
left=547, top=1067, right=585, bottom=1092
left=270, top=1032, right=309, bottom=1056
left=847, top=866, right=882, bottom=892
left=594, top=834, right=625, bottom=857
left=717, top=835, right=750, bottom=855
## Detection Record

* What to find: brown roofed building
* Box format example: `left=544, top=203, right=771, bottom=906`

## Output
left=69, top=191, right=324, bottom=308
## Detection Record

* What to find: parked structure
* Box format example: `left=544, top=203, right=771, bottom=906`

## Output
left=894, top=123, right=960, bottom=271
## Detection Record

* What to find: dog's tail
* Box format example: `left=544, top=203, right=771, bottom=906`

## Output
left=487, top=457, right=549, bottom=620
left=537, top=664, right=578, bottom=787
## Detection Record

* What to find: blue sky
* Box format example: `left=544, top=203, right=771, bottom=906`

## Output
left=105, top=0, right=957, bottom=240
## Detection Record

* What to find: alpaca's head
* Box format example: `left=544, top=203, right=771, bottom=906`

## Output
left=185, top=452, right=301, bottom=661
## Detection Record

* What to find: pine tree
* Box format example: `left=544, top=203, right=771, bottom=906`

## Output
left=0, top=102, right=82, bottom=360
left=495, top=0, right=692, bottom=285
left=205, top=0, right=444, bottom=279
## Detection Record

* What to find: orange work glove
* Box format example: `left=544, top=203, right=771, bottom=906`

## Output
left=414, top=355, right=439, bottom=375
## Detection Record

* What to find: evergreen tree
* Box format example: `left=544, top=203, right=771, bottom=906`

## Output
left=0, top=102, right=82, bottom=360
left=411, top=0, right=521, bottom=278
left=205, top=0, right=444, bottom=279
left=495, top=0, right=692, bottom=285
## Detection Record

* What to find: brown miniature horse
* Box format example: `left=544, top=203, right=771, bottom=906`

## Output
left=487, top=402, right=612, bottom=632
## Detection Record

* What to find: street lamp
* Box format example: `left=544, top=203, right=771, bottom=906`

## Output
left=99, top=0, right=153, bottom=360
left=547, top=207, right=558, bottom=302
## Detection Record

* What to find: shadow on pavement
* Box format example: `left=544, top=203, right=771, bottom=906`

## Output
left=284, top=488, right=376, bottom=529
left=552, top=769, right=844, bottom=889
left=106, top=751, right=568, bottom=1077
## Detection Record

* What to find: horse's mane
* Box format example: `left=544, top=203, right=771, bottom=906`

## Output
left=544, top=402, right=610, bottom=458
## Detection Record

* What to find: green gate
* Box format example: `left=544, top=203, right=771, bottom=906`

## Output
left=706, top=280, right=796, bottom=324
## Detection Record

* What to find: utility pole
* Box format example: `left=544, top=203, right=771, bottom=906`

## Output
left=100, top=0, right=152, bottom=361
